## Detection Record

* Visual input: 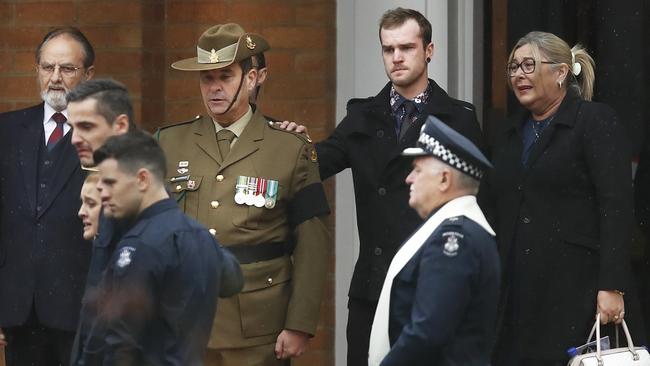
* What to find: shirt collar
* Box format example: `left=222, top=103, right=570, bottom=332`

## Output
left=389, top=81, right=432, bottom=114
left=213, top=105, right=253, bottom=138
left=43, top=102, right=67, bottom=126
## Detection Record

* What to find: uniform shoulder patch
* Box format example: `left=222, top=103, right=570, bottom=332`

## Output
left=157, top=115, right=202, bottom=131
left=267, top=121, right=313, bottom=144
left=441, top=231, right=464, bottom=257
left=116, top=246, right=136, bottom=268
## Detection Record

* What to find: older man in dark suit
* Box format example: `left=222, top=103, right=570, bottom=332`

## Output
left=0, top=27, right=95, bottom=366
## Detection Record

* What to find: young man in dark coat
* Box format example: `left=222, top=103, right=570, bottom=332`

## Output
left=282, top=8, right=484, bottom=364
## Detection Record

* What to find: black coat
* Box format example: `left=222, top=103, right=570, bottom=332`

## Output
left=0, top=104, right=91, bottom=332
left=316, top=80, right=483, bottom=301
left=480, top=92, right=636, bottom=360
left=382, top=216, right=500, bottom=366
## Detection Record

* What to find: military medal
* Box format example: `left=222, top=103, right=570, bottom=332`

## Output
left=245, top=177, right=257, bottom=206
left=177, top=167, right=189, bottom=174
left=187, top=180, right=196, bottom=190
left=254, top=178, right=266, bottom=208
left=234, top=176, right=247, bottom=204
left=265, top=179, right=278, bottom=209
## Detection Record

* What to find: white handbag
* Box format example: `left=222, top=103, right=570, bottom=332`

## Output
left=568, top=313, right=650, bottom=366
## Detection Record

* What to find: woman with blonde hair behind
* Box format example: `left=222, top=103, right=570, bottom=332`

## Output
left=78, top=172, right=102, bottom=241
left=480, top=31, right=641, bottom=365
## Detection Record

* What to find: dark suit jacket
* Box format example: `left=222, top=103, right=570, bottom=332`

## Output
left=316, top=79, right=483, bottom=301
left=0, top=103, right=91, bottom=332
left=480, top=91, right=635, bottom=360
left=382, top=216, right=500, bottom=366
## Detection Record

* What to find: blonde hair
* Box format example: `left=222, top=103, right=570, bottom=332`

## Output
left=83, top=172, right=99, bottom=185
left=507, top=31, right=595, bottom=101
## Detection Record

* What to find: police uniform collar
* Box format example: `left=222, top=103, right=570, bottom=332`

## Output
left=134, top=198, right=178, bottom=224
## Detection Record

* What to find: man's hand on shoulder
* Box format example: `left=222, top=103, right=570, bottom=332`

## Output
left=274, top=328, right=310, bottom=359
left=274, top=121, right=310, bottom=138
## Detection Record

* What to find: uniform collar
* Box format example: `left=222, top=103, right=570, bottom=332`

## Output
left=133, top=198, right=178, bottom=223
left=213, top=105, right=253, bottom=138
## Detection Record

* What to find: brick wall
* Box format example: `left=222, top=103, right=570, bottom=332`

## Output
left=0, top=1, right=336, bottom=365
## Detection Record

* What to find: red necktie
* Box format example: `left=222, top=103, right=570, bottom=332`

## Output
left=47, top=112, right=66, bottom=151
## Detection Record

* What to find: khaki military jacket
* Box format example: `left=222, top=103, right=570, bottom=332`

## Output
left=157, top=109, right=330, bottom=349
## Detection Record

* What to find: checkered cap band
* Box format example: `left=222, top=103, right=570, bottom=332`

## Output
left=418, top=132, right=485, bottom=179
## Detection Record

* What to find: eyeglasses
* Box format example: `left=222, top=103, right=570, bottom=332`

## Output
left=507, top=57, right=555, bottom=76
left=38, top=63, right=83, bottom=77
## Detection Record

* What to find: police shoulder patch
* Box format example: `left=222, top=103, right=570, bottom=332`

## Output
left=116, top=246, right=136, bottom=268
left=441, top=231, right=464, bottom=257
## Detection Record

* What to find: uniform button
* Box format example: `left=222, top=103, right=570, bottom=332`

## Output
left=378, top=187, right=386, bottom=196
left=517, top=184, right=523, bottom=191
left=175, top=185, right=182, bottom=191
left=522, top=217, right=531, bottom=224
left=40, top=183, right=46, bottom=188
left=216, top=174, right=224, bottom=182
left=211, top=200, right=220, bottom=209
left=267, top=277, right=273, bottom=286
left=209, top=228, right=217, bottom=236
left=36, top=205, right=42, bottom=211
left=376, top=130, right=384, bottom=138
left=374, top=247, right=383, bottom=256
left=44, top=160, right=51, bottom=166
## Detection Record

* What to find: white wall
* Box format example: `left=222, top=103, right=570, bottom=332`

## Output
left=334, top=1, right=481, bottom=364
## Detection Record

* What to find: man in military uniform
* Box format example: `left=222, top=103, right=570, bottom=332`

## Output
left=368, top=116, right=500, bottom=366
left=156, top=23, right=331, bottom=365
left=78, top=130, right=241, bottom=365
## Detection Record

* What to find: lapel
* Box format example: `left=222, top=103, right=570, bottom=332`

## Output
left=37, top=132, right=83, bottom=219
left=525, top=92, right=581, bottom=168
left=193, top=115, right=222, bottom=165
left=17, top=104, right=45, bottom=213
left=218, top=109, right=265, bottom=173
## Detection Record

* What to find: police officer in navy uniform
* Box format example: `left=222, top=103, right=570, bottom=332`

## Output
left=72, top=131, right=242, bottom=366
left=368, top=116, right=500, bottom=366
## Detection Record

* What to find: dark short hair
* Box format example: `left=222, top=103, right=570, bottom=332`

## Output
left=93, top=130, right=167, bottom=183
left=252, top=53, right=266, bottom=69
left=66, top=79, right=136, bottom=131
left=379, top=7, right=432, bottom=49
left=36, top=27, right=95, bottom=68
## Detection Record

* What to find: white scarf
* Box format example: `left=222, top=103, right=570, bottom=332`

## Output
left=367, top=195, right=495, bottom=366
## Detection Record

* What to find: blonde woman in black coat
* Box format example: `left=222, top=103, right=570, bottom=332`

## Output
left=481, top=31, right=638, bottom=366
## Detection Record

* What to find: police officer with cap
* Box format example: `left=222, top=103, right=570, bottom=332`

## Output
left=368, top=116, right=501, bottom=366
left=156, top=23, right=331, bottom=365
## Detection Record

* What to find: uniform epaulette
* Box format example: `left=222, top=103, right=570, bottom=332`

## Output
left=267, top=121, right=314, bottom=144
left=158, top=115, right=202, bottom=130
